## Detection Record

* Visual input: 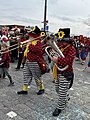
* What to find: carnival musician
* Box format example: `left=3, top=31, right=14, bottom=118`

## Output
left=51, top=36, right=76, bottom=116
left=17, top=26, right=45, bottom=95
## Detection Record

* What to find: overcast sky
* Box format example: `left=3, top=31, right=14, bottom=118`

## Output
left=48, top=0, right=90, bottom=17
left=0, top=0, right=90, bottom=19
left=0, top=0, right=90, bottom=36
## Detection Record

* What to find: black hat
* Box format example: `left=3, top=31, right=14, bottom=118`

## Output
left=57, top=28, right=72, bottom=44
left=31, top=26, right=41, bottom=34
left=58, top=28, right=70, bottom=38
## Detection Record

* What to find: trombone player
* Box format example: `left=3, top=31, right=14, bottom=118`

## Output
left=17, top=26, right=45, bottom=95
left=50, top=35, right=76, bottom=116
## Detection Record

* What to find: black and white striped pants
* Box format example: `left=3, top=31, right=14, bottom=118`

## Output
left=23, top=59, right=41, bottom=87
left=55, top=74, right=71, bottom=110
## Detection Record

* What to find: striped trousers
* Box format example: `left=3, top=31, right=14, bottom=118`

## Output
left=55, top=74, right=71, bottom=110
left=23, top=59, right=41, bottom=87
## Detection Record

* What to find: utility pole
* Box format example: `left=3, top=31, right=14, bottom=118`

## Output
left=43, top=0, right=47, bottom=31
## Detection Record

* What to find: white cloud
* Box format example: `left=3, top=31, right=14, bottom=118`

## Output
left=0, top=0, right=90, bottom=36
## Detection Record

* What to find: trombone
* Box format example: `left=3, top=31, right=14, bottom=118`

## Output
left=0, top=35, right=47, bottom=54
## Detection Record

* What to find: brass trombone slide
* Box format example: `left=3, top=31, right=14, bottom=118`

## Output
left=0, top=35, right=47, bottom=54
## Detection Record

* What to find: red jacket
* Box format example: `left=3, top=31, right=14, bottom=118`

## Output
left=27, top=41, right=43, bottom=62
left=58, top=45, right=76, bottom=73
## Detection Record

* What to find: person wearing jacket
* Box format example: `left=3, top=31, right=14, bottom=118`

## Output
left=0, top=44, right=14, bottom=86
left=17, top=33, right=45, bottom=95
left=51, top=38, right=76, bottom=116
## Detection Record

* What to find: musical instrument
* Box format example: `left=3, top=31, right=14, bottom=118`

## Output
left=45, top=38, right=68, bottom=71
left=0, top=35, right=47, bottom=54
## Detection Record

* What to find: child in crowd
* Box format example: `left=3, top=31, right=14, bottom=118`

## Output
left=0, top=44, right=14, bottom=86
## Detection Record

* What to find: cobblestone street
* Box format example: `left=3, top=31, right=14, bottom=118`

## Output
left=0, top=56, right=90, bottom=120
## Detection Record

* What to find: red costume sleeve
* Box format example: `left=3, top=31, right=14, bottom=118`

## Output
left=58, top=46, right=76, bottom=67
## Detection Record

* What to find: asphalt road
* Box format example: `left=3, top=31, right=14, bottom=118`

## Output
left=0, top=55, right=90, bottom=120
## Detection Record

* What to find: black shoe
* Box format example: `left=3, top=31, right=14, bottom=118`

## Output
left=17, top=90, right=28, bottom=95
left=37, top=90, right=44, bottom=95
left=8, top=82, right=14, bottom=87
left=53, top=108, right=61, bottom=116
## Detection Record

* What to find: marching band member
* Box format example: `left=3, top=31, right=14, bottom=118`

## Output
left=51, top=38, right=76, bottom=116
left=17, top=28, right=45, bottom=95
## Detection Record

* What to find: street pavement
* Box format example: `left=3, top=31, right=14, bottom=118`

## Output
left=0, top=56, right=90, bottom=120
